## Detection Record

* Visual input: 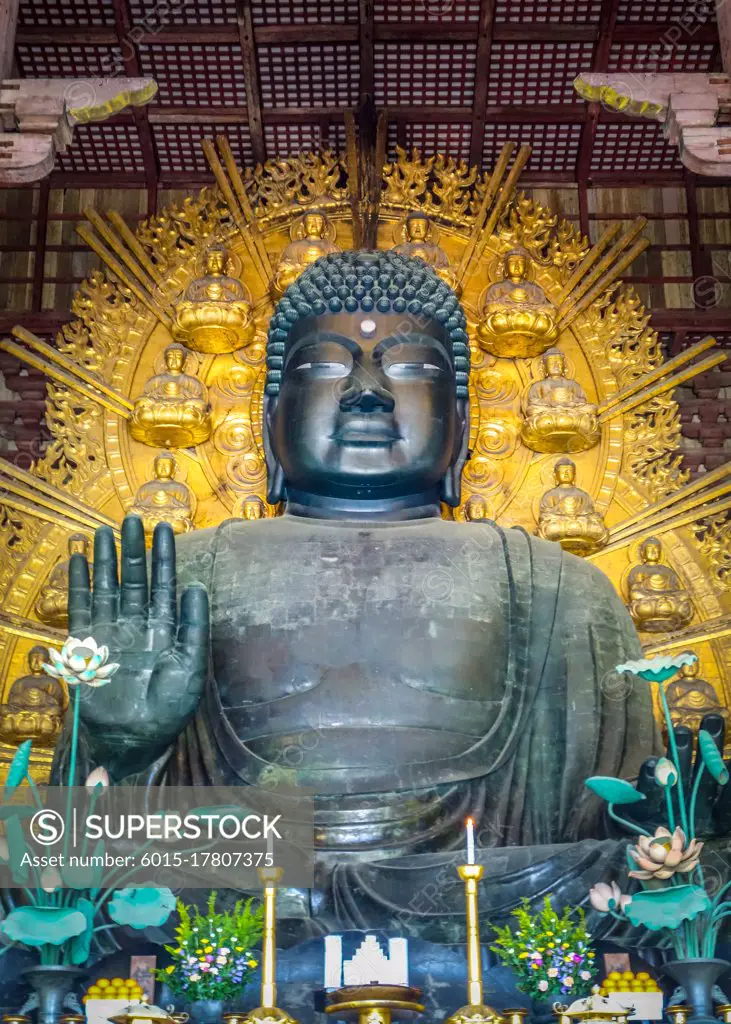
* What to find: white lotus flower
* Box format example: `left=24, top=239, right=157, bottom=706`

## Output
left=41, top=866, right=62, bottom=892
left=589, top=880, right=632, bottom=913
left=654, top=756, right=679, bottom=787
left=42, top=637, right=119, bottom=688
left=615, top=652, right=698, bottom=684
left=85, top=766, right=110, bottom=791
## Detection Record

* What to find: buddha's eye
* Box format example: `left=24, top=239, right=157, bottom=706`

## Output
left=296, top=361, right=349, bottom=378
left=385, top=362, right=443, bottom=380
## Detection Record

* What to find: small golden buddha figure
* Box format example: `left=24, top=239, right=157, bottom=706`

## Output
left=173, top=245, right=254, bottom=354
left=521, top=348, right=601, bottom=454
left=666, top=660, right=727, bottom=732
left=130, top=344, right=212, bottom=449
left=0, top=646, right=67, bottom=747
left=235, top=494, right=267, bottom=521
left=537, top=457, right=609, bottom=556
left=627, top=536, right=694, bottom=633
left=464, top=495, right=489, bottom=522
left=392, top=211, right=461, bottom=295
left=129, top=452, right=195, bottom=538
left=36, top=533, right=90, bottom=629
left=271, top=209, right=341, bottom=299
left=478, top=248, right=559, bottom=359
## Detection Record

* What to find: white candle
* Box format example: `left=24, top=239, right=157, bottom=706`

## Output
left=388, top=937, right=409, bottom=986
left=324, top=934, right=342, bottom=989
left=466, top=817, right=475, bottom=865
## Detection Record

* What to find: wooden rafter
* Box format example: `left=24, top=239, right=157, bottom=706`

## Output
left=236, top=0, right=266, bottom=166
left=468, top=0, right=496, bottom=170
left=358, top=0, right=375, bottom=105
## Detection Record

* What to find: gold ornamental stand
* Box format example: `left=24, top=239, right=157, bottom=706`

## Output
left=447, top=864, right=504, bottom=1024
left=325, top=985, right=425, bottom=1024
left=243, top=866, right=299, bottom=1024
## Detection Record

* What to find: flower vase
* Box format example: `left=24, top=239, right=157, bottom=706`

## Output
left=663, top=958, right=730, bottom=1024
left=189, top=1000, right=225, bottom=1024
left=21, top=966, right=85, bottom=1024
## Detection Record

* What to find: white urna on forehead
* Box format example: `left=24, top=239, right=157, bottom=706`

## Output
left=360, top=319, right=377, bottom=338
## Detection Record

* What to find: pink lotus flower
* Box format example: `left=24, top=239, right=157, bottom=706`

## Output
left=629, top=826, right=703, bottom=881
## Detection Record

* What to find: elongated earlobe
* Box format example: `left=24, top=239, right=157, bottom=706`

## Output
left=441, top=398, right=470, bottom=507
left=267, top=463, right=285, bottom=505
left=263, top=394, right=285, bottom=504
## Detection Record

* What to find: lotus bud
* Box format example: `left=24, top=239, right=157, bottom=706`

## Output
left=85, top=766, right=110, bottom=791
left=0, top=837, right=8, bottom=862
left=654, top=756, right=678, bottom=787
left=41, top=866, right=62, bottom=892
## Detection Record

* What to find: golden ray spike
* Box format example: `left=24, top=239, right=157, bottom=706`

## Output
left=556, top=217, right=647, bottom=319
left=0, top=337, right=132, bottom=419
left=643, top=616, right=731, bottom=654
left=215, top=135, right=273, bottom=278
left=76, top=224, right=172, bottom=327
left=463, top=144, right=532, bottom=288
left=557, top=237, right=651, bottom=330
left=0, top=478, right=112, bottom=536
left=0, top=492, right=99, bottom=536
left=589, top=494, right=731, bottom=559
left=106, top=209, right=162, bottom=285
left=608, top=461, right=731, bottom=538
left=201, top=138, right=270, bottom=289
left=457, top=142, right=515, bottom=285
left=555, top=223, right=623, bottom=305
left=610, top=479, right=731, bottom=543
left=598, top=336, right=718, bottom=416
left=84, top=207, right=162, bottom=300
left=0, top=610, right=66, bottom=646
left=0, top=457, right=118, bottom=531
left=11, top=326, right=134, bottom=413
left=598, top=350, right=727, bottom=424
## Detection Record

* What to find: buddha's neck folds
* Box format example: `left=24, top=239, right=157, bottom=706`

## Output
left=283, top=487, right=443, bottom=522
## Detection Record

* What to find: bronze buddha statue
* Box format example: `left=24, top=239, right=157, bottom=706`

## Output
left=536, top=456, right=609, bottom=556
left=627, top=536, right=694, bottom=633
left=65, top=250, right=656, bottom=940
left=129, top=344, right=212, bottom=448
left=0, top=645, right=67, bottom=747
left=521, top=348, right=600, bottom=453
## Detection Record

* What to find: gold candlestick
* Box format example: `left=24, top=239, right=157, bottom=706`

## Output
left=243, top=867, right=298, bottom=1024
left=447, top=864, right=503, bottom=1024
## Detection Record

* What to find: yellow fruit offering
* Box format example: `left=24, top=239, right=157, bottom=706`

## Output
left=97, top=980, right=110, bottom=990
left=608, top=971, right=621, bottom=980
left=636, top=972, right=650, bottom=980
left=111, top=978, right=125, bottom=987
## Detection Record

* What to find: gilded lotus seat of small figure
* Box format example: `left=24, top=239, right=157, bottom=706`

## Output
left=130, top=344, right=212, bottom=448
left=521, top=349, right=600, bottom=454
left=35, top=534, right=90, bottom=628
left=173, top=246, right=254, bottom=354
left=0, top=646, right=67, bottom=748
left=129, top=452, right=195, bottom=538
left=477, top=250, right=559, bottom=359
left=271, top=209, right=341, bottom=300
left=537, top=457, right=609, bottom=557
left=627, top=538, right=694, bottom=634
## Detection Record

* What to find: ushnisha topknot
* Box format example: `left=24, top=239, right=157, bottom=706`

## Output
left=265, top=249, right=470, bottom=398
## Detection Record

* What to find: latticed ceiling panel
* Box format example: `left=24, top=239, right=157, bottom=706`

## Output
left=483, top=123, right=583, bottom=173
left=128, top=0, right=237, bottom=24
left=258, top=43, right=360, bottom=109
left=617, top=0, right=715, bottom=22
left=263, top=123, right=321, bottom=159
left=487, top=41, right=594, bottom=106
left=138, top=44, right=247, bottom=107
left=154, top=125, right=254, bottom=174
left=253, top=0, right=356, bottom=23
left=375, top=42, right=477, bottom=107
left=495, top=0, right=603, bottom=21
left=608, top=40, right=717, bottom=73
left=18, top=0, right=115, bottom=26
left=16, top=43, right=122, bottom=79
left=373, top=0, right=481, bottom=21
left=55, top=124, right=145, bottom=174
left=388, top=123, right=473, bottom=164
left=591, top=122, right=681, bottom=173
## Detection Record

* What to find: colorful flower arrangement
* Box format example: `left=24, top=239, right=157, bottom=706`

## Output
left=491, top=896, right=597, bottom=1000
left=158, top=892, right=264, bottom=1001
left=586, top=653, right=730, bottom=960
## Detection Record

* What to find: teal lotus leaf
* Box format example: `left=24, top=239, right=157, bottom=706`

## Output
left=625, top=885, right=711, bottom=931
left=585, top=776, right=646, bottom=805
left=61, top=861, right=96, bottom=890
left=6, top=816, right=28, bottom=883
left=4, top=740, right=32, bottom=797
left=698, top=730, right=729, bottom=785
left=0, top=805, right=35, bottom=821
left=0, top=906, right=87, bottom=948
left=69, top=897, right=95, bottom=966
left=107, top=887, right=176, bottom=929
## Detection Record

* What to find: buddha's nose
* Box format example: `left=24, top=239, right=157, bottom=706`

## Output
left=339, top=368, right=395, bottom=413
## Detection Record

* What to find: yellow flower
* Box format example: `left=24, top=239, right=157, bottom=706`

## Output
left=247, top=960, right=258, bottom=968
left=196, top=949, right=202, bottom=954
left=235, top=946, right=244, bottom=952
left=166, top=966, right=175, bottom=974
left=205, top=946, right=214, bottom=954
left=199, top=958, right=207, bottom=963
left=519, top=953, right=529, bottom=959
left=562, top=943, right=568, bottom=949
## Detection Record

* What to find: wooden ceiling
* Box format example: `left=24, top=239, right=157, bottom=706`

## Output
left=10, top=0, right=722, bottom=194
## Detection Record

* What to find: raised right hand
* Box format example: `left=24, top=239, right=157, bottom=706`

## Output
left=67, top=514, right=209, bottom=781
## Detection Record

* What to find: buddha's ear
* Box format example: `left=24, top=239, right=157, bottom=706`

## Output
left=440, top=397, right=469, bottom=508
left=263, top=393, right=285, bottom=505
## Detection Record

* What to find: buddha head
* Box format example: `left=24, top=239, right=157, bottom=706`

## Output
left=405, top=211, right=430, bottom=243
left=205, top=245, right=228, bottom=277
left=28, top=645, right=49, bottom=675
left=302, top=210, right=327, bottom=240
left=153, top=452, right=176, bottom=481
left=68, top=533, right=88, bottom=558
left=240, top=495, right=266, bottom=521
left=640, top=536, right=662, bottom=565
left=505, top=249, right=529, bottom=284
left=554, top=457, right=576, bottom=486
left=264, top=250, right=470, bottom=516
left=465, top=495, right=488, bottom=522
left=164, top=345, right=186, bottom=374
left=680, top=658, right=700, bottom=681
left=543, top=348, right=566, bottom=378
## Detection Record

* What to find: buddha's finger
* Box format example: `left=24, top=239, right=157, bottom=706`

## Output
left=149, top=522, right=177, bottom=646
left=119, top=515, right=149, bottom=622
left=91, top=526, right=119, bottom=626
left=68, top=553, right=91, bottom=637
left=174, top=583, right=209, bottom=661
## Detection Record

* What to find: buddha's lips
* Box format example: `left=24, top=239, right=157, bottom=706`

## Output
left=331, top=418, right=401, bottom=446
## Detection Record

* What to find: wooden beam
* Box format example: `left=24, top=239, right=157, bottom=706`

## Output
left=685, top=170, right=714, bottom=307
left=0, top=0, right=19, bottom=80
left=578, top=178, right=590, bottom=240
left=32, top=177, right=49, bottom=312
left=358, top=0, right=375, bottom=104
left=577, top=0, right=618, bottom=188
left=469, top=0, right=497, bottom=169
left=236, top=0, right=266, bottom=166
